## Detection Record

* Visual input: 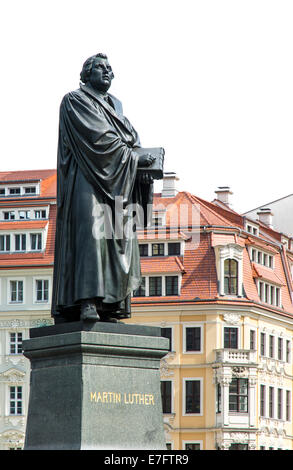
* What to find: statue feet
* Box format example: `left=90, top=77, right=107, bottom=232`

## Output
left=80, top=300, right=100, bottom=322
left=99, top=313, right=119, bottom=323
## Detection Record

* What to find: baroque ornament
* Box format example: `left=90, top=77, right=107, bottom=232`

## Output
left=223, top=313, right=241, bottom=325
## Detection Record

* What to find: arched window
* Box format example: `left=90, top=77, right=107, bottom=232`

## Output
left=224, top=259, right=238, bottom=295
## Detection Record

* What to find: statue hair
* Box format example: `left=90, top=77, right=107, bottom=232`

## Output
left=80, top=53, right=114, bottom=83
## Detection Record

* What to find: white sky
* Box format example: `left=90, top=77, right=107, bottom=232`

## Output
left=1, top=0, right=292, bottom=213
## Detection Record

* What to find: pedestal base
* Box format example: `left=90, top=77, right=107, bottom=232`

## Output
left=23, top=322, right=169, bottom=450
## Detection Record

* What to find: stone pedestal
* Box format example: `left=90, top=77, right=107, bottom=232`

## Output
left=23, top=322, right=169, bottom=450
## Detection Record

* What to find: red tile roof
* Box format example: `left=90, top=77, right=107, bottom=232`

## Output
left=0, top=221, right=48, bottom=230
left=141, top=256, right=185, bottom=274
left=252, top=263, right=285, bottom=286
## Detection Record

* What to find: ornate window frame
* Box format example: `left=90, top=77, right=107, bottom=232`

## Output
left=214, top=244, right=244, bottom=297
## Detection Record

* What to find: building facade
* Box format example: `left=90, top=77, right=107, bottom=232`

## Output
left=0, top=170, right=56, bottom=450
left=128, top=178, right=293, bottom=450
left=0, top=169, right=293, bottom=450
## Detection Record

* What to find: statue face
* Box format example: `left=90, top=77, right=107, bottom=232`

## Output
left=89, top=57, right=113, bottom=92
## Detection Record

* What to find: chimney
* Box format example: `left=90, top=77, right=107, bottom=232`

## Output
left=257, top=208, right=274, bottom=229
left=162, top=172, right=179, bottom=198
left=215, top=186, right=233, bottom=207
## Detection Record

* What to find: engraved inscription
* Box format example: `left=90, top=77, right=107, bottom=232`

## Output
left=90, top=391, right=155, bottom=405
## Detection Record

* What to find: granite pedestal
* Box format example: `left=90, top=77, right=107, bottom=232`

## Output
left=23, top=322, right=169, bottom=450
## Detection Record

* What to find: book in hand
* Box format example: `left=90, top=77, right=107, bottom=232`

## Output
left=135, top=147, right=165, bottom=180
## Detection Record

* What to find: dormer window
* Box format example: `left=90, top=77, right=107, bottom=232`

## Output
left=24, top=186, right=36, bottom=194
left=30, top=233, right=42, bottom=251
left=3, top=211, right=15, bottom=220
left=15, top=234, right=26, bottom=251
left=19, top=210, right=30, bottom=220
left=246, top=223, right=259, bottom=236
left=151, top=209, right=166, bottom=227
left=168, top=242, right=181, bottom=255
left=152, top=243, right=164, bottom=256
left=213, top=243, right=244, bottom=297
left=34, top=210, right=46, bottom=219
left=224, top=259, right=238, bottom=295
left=139, top=244, right=149, bottom=257
left=0, top=234, right=11, bottom=252
left=250, top=247, right=274, bottom=268
left=0, top=183, right=40, bottom=197
left=258, top=280, right=281, bottom=307
left=9, top=187, right=21, bottom=195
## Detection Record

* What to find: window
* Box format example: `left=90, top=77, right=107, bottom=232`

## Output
left=35, top=280, right=49, bottom=302
left=139, top=244, right=148, bottom=257
left=30, top=233, right=42, bottom=251
left=15, top=234, right=26, bottom=251
left=229, top=378, right=248, bottom=412
left=34, top=210, right=46, bottom=219
left=258, top=281, right=264, bottom=301
left=216, top=384, right=221, bottom=413
left=278, top=338, right=283, bottom=361
left=161, top=381, right=172, bottom=413
left=24, top=186, right=36, bottom=194
left=286, top=340, right=291, bottom=363
left=133, top=277, right=146, bottom=297
left=250, top=330, right=256, bottom=350
left=0, top=234, right=11, bottom=252
left=0, top=188, right=5, bottom=196
left=185, top=443, right=201, bottom=450
left=9, top=187, right=21, bottom=195
left=152, top=243, right=164, bottom=256
left=260, top=385, right=266, bottom=417
left=152, top=214, right=163, bottom=227
left=278, top=389, right=283, bottom=420
left=224, top=327, right=238, bottom=349
left=246, top=223, right=259, bottom=237
left=260, top=333, right=266, bottom=356
left=9, top=332, right=23, bottom=354
left=286, top=391, right=291, bottom=421
left=10, top=281, right=23, bottom=303
left=224, top=259, right=238, bottom=295
left=252, top=250, right=274, bottom=268
left=9, top=386, right=23, bottom=415
left=168, top=243, right=180, bottom=255
left=161, top=327, right=172, bottom=352
left=184, top=379, right=201, bottom=414
left=19, top=210, right=30, bottom=220
left=258, top=281, right=281, bottom=306
left=269, top=387, right=274, bottom=418
left=165, top=276, right=178, bottom=296
left=149, top=277, right=162, bottom=296
left=269, top=335, right=274, bottom=358
left=185, top=327, right=201, bottom=352
left=275, top=287, right=280, bottom=307
left=3, top=211, right=15, bottom=220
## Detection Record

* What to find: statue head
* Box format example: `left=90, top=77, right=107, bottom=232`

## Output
left=80, top=53, right=114, bottom=93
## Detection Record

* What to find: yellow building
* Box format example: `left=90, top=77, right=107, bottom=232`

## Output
left=127, top=179, right=293, bottom=450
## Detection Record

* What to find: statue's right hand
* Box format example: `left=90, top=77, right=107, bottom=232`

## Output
left=138, top=153, right=156, bottom=167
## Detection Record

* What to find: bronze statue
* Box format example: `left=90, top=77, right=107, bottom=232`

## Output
left=51, top=53, right=163, bottom=323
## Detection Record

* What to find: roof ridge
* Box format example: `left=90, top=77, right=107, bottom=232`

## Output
left=188, top=193, right=239, bottom=227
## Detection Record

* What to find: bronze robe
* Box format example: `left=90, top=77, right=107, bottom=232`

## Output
left=51, top=83, right=152, bottom=322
